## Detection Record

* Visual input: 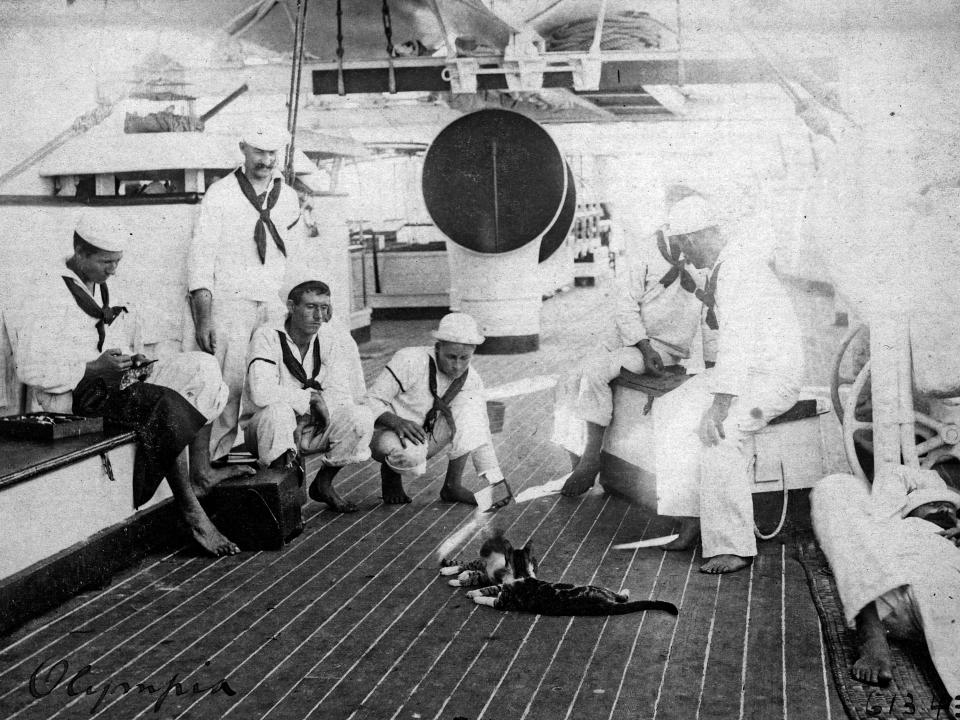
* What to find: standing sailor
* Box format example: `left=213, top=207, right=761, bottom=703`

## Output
left=186, top=122, right=303, bottom=463
left=15, top=211, right=239, bottom=556
left=654, top=195, right=804, bottom=573
left=242, top=280, right=374, bottom=512
left=365, top=313, right=504, bottom=505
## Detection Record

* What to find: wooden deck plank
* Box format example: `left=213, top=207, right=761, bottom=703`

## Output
left=697, top=553, right=754, bottom=720
left=741, top=542, right=786, bottom=720
left=564, top=511, right=676, bottom=720
left=607, top=545, right=698, bottom=720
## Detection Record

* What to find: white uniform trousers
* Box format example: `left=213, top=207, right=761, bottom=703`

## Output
left=370, top=399, right=500, bottom=480
left=812, top=474, right=960, bottom=710
left=244, top=401, right=374, bottom=468
left=654, top=371, right=799, bottom=558
left=183, top=297, right=275, bottom=460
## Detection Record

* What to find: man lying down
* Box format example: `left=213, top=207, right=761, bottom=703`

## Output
left=812, top=465, right=960, bottom=718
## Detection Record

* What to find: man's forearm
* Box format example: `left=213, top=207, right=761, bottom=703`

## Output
left=711, top=392, right=735, bottom=413
left=190, top=288, right=213, bottom=324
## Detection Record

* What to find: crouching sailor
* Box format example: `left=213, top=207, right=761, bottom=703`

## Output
left=366, top=313, right=503, bottom=505
left=14, top=211, right=240, bottom=556
left=812, top=466, right=960, bottom=719
left=241, top=280, right=373, bottom=513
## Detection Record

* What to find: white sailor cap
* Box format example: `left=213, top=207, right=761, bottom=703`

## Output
left=74, top=210, right=131, bottom=253
left=431, top=313, right=485, bottom=346
left=666, top=195, right=720, bottom=237
left=241, top=122, right=290, bottom=152
left=900, top=486, right=960, bottom=518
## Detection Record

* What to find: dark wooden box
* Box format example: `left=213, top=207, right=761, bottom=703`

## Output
left=0, top=413, right=103, bottom=441
left=205, top=467, right=305, bottom=551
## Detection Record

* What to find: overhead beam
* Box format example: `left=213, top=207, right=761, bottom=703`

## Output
left=312, top=53, right=838, bottom=95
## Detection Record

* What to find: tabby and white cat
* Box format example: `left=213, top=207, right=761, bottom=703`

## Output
left=441, top=531, right=679, bottom=617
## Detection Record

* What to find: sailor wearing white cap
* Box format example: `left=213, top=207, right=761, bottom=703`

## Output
left=240, top=278, right=374, bottom=512
left=365, top=313, right=505, bottom=505
left=186, top=119, right=303, bottom=462
left=812, top=466, right=960, bottom=712
left=555, top=194, right=718, bottom=498
left=14, top=210, right=245, bottom=557
left=653, top=193, right=804, bottom=574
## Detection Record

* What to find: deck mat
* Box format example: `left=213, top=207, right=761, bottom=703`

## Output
left=797, top=539, right=950, bottom=720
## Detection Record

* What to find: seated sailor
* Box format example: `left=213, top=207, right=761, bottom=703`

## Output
left=558, top=212, right=716, bottom=497
left=13, top=211, right=241, bottom=557
left=365, top=312, right=503, bottom=506
left=241, top=279, right=373, bottom=513
left=812, top=466, right=960, bottom=719
left=653, top=194, right=804, bottom=574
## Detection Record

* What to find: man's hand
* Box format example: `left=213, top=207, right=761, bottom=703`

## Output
left=380, top=412, right=426, bottom=448
left=637, top=339, right=666, bottom=377
left=939, top=521, right=960, bottom=547
left=190, top=289, right=217, bottom=354
left=86, top=348, right=132, bottom=382
left=698, top=393, right=734, bottom=446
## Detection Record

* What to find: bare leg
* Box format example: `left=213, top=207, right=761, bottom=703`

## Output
left=852, top=602, right=893, bottom=686
left=381, top=464, right=411, bottom=504
left=567, top=449, right=581, bottom=470
left=700, top=554, right=752, bottom=574
left=440, top=453, right=477, bottom=504
left=189, top=424, right=255, bottom=497
left=309, top=464, right=357, bottom=513
left=168, top=450, right=240, bottom=557
left=561, top=421, right=604, bottom=496
left=663, top=517, right=700, bottom=551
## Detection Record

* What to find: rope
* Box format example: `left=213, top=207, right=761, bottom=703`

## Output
left=335, top=0, right=345, bottom=95
left=284, top=0, right=309, bottom=185
left=382, top=0, right=397, bottom=93
left=753, top=460, right=790, bottom=541
left=544, top=11, right=672, bottom=52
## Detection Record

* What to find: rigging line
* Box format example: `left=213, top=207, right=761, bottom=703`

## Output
left=285, top=0, right=309, bottom=184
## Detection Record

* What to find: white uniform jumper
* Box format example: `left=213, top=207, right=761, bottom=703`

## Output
left=242, top=321, right=373, bottom=468
left=654, top=242, right=804, bottom=559
left=186, top=168, right=302, bottom=460
left=365, top=347, right=500, bottom=480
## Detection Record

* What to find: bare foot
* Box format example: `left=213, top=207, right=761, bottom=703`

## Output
left=186, top=511, right=240, bottom=557
left=381, top=466, right=411, bottom=504
left=439, top=483, right=477, bottom=505
left=700, top=554, right=752, bottom=574
left=191, top=464, right=256, bottom=498
left=561, top=459, right=601, bottom=497
left=663, top=518, right=700, bottom=551
left=308, top=467, right=357, bottom=513
left=853, top=603, right=893, bottom=686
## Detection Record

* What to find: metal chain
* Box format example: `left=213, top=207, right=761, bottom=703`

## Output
left=336, top=0, right=345, bottom=95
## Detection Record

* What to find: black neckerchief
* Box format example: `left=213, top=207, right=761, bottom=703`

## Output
left=277, top=329, right=322, bottom=391
left=695, top=262, right=723, bottom=330
left=424, top=356, right=468, bottom=435
left=62, top=273, right=127, bottom=352
left=234, top=168, right=287, bottom=264
left=656, top=230, right=698, bottom=293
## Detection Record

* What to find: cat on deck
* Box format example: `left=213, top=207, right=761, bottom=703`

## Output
left=440, top=530, right=678, bottom=617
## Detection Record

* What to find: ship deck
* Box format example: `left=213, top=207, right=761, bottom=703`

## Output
left=0, top=279, right=852, bottom=720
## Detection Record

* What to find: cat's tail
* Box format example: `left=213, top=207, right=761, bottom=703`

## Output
left=609, top=600, right=679, bottom=616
